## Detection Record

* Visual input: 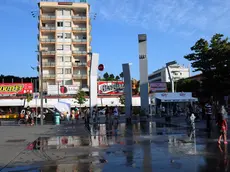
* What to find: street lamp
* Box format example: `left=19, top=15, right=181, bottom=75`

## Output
left=35, top=50, right=46, bottom=125
left=166, top=60, right=177, bottom=93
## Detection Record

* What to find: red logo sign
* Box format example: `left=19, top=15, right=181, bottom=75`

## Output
left=98, top=81, right=124, bottom=95
left=60, top=86, right=68, bottom=94
left=98, top=64, right=104, bottom=71
left=0, top=83, right=33, bottom=95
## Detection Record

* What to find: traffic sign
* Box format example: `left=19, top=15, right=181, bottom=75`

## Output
left=33, top=93, right=39, bottom=99
left=98, top=64, right=104, bottom=71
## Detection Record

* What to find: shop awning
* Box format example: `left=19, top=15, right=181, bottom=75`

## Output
left=154, top=92, right=198, bottom=102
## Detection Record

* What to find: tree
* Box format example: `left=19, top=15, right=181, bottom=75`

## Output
left=176, top=79, right=200, bottom=93
left=26, top=93, right=33, bottom=103
left=184, top=33, right=230, bottom=100
left=109, top=74, right=114, bottom=80
left=103, top=72, right=109, bottom=80
left=115, top=75, right=120, bottom=80
left=74, top=90, right=87, bottom=109
left=119, top=72, right=124, bottom=80
left=119, top=95, right=125, bottom=105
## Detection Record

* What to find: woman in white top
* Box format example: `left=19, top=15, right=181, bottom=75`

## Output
left=113, top=106, right=119, bottom=117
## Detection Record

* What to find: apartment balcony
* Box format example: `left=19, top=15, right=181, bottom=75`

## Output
left=72, top=74, right=87, bottom=79
left=41, top=51, right=55, bottom=56
left=41, top=27, right=56, bottom=32
left=72, top=27, right=87, bottom=32
left=43, top=62, right=55, bottom=67
left=72, top=50, right=87, bottom=56
left=72, top=16, right=87, bottom=22
left=72, top=39, right=87, bottom=44
left=40, top=38, right=55, bottom=43
left=43, top=74, right=56, bottom=79
left=40, top=15, right=56, bottom=20
left=73, top=62, right=87, bottom=67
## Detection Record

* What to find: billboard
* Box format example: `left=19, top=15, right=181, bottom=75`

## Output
left=149, top=82, right=167, bottom=93
left=0, top=83, right=33, bottom=95
left=97, top=81, right=124, bottom=95
left=47, top=85, right=80, bottom=95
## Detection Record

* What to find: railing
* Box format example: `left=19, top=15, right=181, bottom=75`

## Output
left=41, top=27, right=56, bottom=31
left=72, top=74, right=87, bottom=79
left=43, top=74, right=56, bottom=79
left=43, top=62, right=55, bottom=67
left=40, top=15, right=56, bottom=20
left=42, top=51, right=55, bottom=55
left=72, top=27, right=87, bottom=31
left=73, top=62, right=87, bottom=66
left=72, top=16, right=87, bottom=20
left=72, top=50, right=87, bottom=55
left=40, top=38, right=55, bottom=42
left=72, top=39, right=87, bottom=43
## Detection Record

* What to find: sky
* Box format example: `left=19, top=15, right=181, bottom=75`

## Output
left=0, top=0, right=230, bottom=79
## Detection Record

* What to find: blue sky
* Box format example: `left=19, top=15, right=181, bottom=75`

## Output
left=0, top=0, right=230, bottom=79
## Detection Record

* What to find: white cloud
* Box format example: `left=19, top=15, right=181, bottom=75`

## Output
left=89, top=0, right=230, bottom=36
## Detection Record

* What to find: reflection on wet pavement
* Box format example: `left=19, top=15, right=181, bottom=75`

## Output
left=2, top=121, right=230, bottom=172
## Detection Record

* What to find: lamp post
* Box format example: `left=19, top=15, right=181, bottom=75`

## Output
left=166, top=61, right=177, bottom=93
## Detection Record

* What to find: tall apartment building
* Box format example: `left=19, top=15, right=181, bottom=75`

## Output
left=38, top=1, right=91, bottom=92
left=148, top=64, right=190, bottom=83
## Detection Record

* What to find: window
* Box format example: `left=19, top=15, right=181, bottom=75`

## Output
left=57, top=22, right=63, bottom=27
left=57, top=56, right=64, bottom=62
left=65, top=33, right=71, bottom=39
left=65, top=56, right=71, bottom=62
left=57, top=10, right=64, bottom=16
left=64, top=45, right=71, bottom=51
left=65, top=21, right=71, bottom=27
left=57, top=33, right=63, bottom=38
left=65, top=68, right=72, bottom=74
left=57, top=68, right=64, bottom=74
left=57, top=45, right=63, bottom=50
left=64, top=10, right=71, bottom=16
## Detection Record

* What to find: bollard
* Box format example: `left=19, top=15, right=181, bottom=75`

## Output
left=54, top=112, right=60, bottom=125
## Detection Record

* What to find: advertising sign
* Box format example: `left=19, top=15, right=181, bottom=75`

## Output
left=0, top=83, right=33, bottom=95
left=98, top=81, right=124, bottom=95
left=149, top=82, right=167, bottom=93
left=47, top=85, right=80, bottom=95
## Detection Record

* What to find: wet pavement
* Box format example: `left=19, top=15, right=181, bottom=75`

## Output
left=1, top=120, right=230, bottom=172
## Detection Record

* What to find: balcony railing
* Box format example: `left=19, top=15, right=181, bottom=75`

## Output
left=72, top=27, right=87, bottom=31
left=41, top=51, right=55, bottom=55
left=40, top=15, right=56, bottom=20
left=72, top=16, right=87, bottom=20
left=73, top=62, right=87, bottom=67
left=41, top=27, right=56, bottom=31
left=43, top=74, right=56, bottom=79
left=72, top=50, right=87, bottom=55
left=72, top=39, right=87, bottom=43
left=40, top=38, right=55, bottom=43
left=72, top=74, right=87, bottom=79
left=43, top=62, right=55, bottom=67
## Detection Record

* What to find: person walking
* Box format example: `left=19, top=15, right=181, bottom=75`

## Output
left=105, top=105, right=109, bottom=123
left=113, top=106, right=119, bottom=125
left=205, top=101, right=212, bottom=131
left=217, top=112, right=228, bottom=144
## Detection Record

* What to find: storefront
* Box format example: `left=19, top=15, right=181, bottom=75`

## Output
left=151, top=92, right=198, bottom=116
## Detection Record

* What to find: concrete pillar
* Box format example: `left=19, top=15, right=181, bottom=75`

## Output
left=122, top=63, right=132, bottom=118
left=90, top=53, right=99, bottom=117
left=138, top=34, right=149, bottom=115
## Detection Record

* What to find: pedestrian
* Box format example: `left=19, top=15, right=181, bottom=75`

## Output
left=105, top=105, right=109, bottom=123
left=84, top=107, right=90, bottom=124
left=205, top=101, right=212, bottom=131
left=217, top=112, right=228, bottom=144
left=113, top=105, right=119, bottom=125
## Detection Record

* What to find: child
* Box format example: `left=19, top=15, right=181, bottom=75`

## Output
left=217, top=113, right=228, bottom=144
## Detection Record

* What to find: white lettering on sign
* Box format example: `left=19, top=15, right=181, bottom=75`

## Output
left=98, top=83, right=124, bottom=94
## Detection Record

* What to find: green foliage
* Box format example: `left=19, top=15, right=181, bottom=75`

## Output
left=26, top=93, right=33, bottom=103
left=103, top=72, right=109, bottom=80
left=119, top=72, right=124, bottom=79
left=115, top=75, right=120, bottom=80
left=119, top=95, right=125, bottom=105
left=176, top=79, right=200, bottom=92
left=74, top=90, right=87, bottom=106
left=109, top=74, right=114, bottom=80
left=184, top=33, right=230, bottom=98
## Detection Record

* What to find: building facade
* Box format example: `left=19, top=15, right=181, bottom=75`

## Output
left=38, top=1, right=91, bottom=91
left=148, top=64, right=190, bottom=83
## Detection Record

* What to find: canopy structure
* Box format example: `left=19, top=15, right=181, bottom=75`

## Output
left=54, top=101, right=71, bottom=116
left=154, top=92, right=198, bottom=103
